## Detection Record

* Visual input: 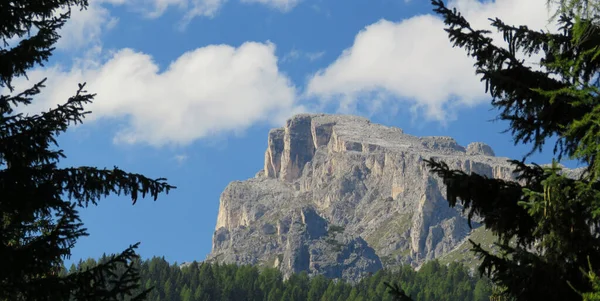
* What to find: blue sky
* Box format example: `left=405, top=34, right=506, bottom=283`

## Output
left=5, top=0, right=574, bottom=265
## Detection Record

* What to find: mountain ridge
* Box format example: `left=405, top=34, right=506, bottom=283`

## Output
left=205, top=113, right=534, bottom=282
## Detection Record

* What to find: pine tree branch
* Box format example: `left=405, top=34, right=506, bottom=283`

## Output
left=431, top=0, right=593, bottom=160
left=0, top=78, right=47, bottom=116
left=471, top=239, right=583, bottom=300
left=0, top=0, right=89, bottom=91
left=54, top=166, right=176, bottom=206
left=425, top=158, right=539, bottom=246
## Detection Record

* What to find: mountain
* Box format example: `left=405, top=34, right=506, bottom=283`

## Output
left=206, top=113, right=519, bottom=283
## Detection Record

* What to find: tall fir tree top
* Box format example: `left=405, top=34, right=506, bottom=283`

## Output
left=0, top=1, right=175, bottom=300
left=393, top=1, right=600, bottom=301
left=0, top=0, right=89, bottom=91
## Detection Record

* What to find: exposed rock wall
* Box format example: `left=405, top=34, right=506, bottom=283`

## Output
left=207, top=113, right=518, bottom=282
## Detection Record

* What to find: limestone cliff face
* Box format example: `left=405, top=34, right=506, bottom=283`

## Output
left=207, top=114, right=517, bottom=282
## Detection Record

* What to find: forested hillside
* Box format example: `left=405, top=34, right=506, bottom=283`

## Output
left=64, top=256, right=491, bottom=301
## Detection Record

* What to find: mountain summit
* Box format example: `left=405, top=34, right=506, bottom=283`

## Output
left=207, top=113, right=516, bottom=282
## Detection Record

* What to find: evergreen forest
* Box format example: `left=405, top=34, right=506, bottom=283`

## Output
left=63, top=256, right=492, bottom=301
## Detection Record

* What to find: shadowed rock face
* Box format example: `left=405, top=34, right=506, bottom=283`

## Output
left=207, top=113, right=519, bottom=282
left=264, top=129, right=285, bottom=178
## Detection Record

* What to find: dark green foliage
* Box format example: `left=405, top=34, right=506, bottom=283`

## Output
left=67, top=257, right=491, bottom=301
left=408, top=1, right=600, bottom=301
left=0, top=1, right=174, bottom=300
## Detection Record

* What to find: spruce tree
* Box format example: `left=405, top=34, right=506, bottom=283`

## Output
left=549, top=0, right=600, bottom=20
left=0, top=1, right=174, bottom=300
left=396, top=0, right=600, bottom=300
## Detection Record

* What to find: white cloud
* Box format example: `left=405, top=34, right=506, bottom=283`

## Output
left=49, top=0, right=301, bottom=47
left=3, top=1, right=118, bottom=51
left=7, top=42, right=301, bottom=147
left=282, top=49, right=301, bottom=62
left=181, top=0, right=226, bottom=23
left=306, top=0, right=560, bottom=121
left=240, top=0, right=301, bottom=12
left=306, top=51, right=325, bottom=62
left=281, top=49, right=325, bottom=63
left=50, top=0, right=284, bottom=50
left=144, top=0, right=225, bottom=24
left=76, top=0, right=227, bottom=44
left=55, top=2, right=117, bottom=50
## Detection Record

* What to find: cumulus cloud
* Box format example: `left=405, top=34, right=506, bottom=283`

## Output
left=306, top=0, right=560, bottom=121
left=55, top=2, right=118, bottom=50
left=240, top=0, right=301, bottom=12
left=7, top=42, right=301, bottom=147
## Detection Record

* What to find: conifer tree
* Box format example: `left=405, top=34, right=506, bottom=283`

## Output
left=0, top=1, right=174, bottom=300
left=388, top=0, right=600, bottom=300
left=549, top=0, right=600, bottom=20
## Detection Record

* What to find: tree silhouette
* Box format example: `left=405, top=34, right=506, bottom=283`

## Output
left=0, top=1, right=175, bottom=300
left=419, top=0, right=600, bottom=300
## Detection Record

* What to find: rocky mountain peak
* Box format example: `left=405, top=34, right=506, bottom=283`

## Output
left=466, top=142, right=495, bottom=156
left=263, top=114, right=496, bottom=183
left=209, top=113, right=513, bottom=282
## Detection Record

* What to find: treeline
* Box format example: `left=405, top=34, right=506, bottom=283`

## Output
left=64, top=256, right=491, bottom=301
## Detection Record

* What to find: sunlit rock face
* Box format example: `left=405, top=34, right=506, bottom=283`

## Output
left=208, top=113, right=517, bottom=283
